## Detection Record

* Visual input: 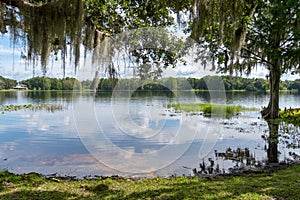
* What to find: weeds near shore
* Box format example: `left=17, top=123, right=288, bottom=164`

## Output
left=0, top=104, right=63, bottom=114
left=279, top=108, right=300, bottom=127
left=167, top=103, right=258, bottom=118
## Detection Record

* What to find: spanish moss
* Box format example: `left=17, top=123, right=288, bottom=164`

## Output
left=190, top=0, right=256, bottom=74
left=0, top=0, right=104, bottom=76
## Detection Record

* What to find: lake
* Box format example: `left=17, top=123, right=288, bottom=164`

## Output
left=0, top=90, right=299, bottom=178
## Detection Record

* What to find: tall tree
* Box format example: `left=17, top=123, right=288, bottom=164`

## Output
left=1, top=0, right=299, bottom=119
left=0, top=0, right=182, bottom=79
left=245, top=0, right=300, bottom=119
left=189, top=0, right=300, bottom=119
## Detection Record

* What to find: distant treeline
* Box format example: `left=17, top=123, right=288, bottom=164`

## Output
left=0, top=76, right=17, bottom=90
left=19, top=77, right=81, bottom=90
left=1, top=75, right=300, bottom=92
left=189, top=76, right=300, bottom=92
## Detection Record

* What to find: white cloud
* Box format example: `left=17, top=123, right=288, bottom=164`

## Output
left=0, top=46, right=14, bottom=54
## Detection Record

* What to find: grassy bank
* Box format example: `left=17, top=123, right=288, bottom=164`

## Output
left=168, top=103, right=258, bottom=118
left=0, top=164, right=299, bottom=199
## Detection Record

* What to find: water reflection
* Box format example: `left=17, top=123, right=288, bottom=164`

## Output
left=193, top=147, right=256, bottom=175
left=194, top=91, right=269, bottom=105
left=0, top=91, right=299, bottom=177
left=192, top=120, right=299, bottom=176
left=0, top=92, right=17, bottom=104
left=266, top=121, right=279, bottom=163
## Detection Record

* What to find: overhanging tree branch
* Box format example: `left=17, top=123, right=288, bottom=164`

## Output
left=241, top=46, right=273, bottom=66
left=0, top=0, right=36, bottom=8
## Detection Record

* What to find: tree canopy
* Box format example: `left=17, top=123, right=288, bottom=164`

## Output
left=188, top=0, right=300, bottom=119
left=0, top=0, right=86, bottom=75
left=0, top=0, right=183, bottom=78
left=1, top=0, right=300, bottom=119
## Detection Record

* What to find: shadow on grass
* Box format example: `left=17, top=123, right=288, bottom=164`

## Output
left=86, top=183, right=123, bottom=198
left=120, top=187, right=186, bottom=200
left=1, top=165, right=299, bottom=199
left=0, top=182, right=123, bottom=200
left=119, top=167, right=300, bottom=200
left=0, top=190, right=77, bottom=200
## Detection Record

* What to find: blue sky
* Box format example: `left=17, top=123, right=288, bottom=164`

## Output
left=1, top=33, right=299, bottom=81
left=0, top=34, right=77, bottom=81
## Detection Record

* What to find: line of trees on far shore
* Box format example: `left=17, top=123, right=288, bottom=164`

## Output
left=0, top=76, right=17, bottom=90
left=1, top=75, right=300, bottom=93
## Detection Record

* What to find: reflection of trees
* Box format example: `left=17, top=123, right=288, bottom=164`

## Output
left=25, top=91, right=74, bottom=101
left=131, top=91, right=174, bottom=99
left=193, top=120, right=300, bottom=176
left=279, top=122, right=300, bottom=163
left=215, top=147, right=256, bottom=166
left=214, top=121, right=297, bottom=170
left=193, top=147, right=257, bottom=176
left=280, top=123, right=300, bottom=149
left=0, top=92, right=17, bottom=104
left=264, top=120, right=300, bottom=164
left=266, top=121, right=279, bottom=163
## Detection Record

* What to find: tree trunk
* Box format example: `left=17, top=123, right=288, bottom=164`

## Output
left=261, top=63, right=281, bottom=119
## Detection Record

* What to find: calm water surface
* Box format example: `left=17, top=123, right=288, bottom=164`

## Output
left=0, top=91, right=299, bottom=178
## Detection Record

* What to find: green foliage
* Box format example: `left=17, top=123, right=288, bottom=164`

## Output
left=0, top=76, right=17, bottom=90
left=3, top=75, right=299, bottom=92
left=83, top=0, right=174, bottom=34
left=0, top=165, right=299, bottom=199
left=188, top=76, right=269, bottom=92
left=287, top=79, right=300, bottom=92
left=167, top=103, right=257, bottom=118
left=0, top=0, right=86, bottom=73
left=97, top=78, right=118, bottom=92
left=1, top=0, right=180, bottom=78
left=96, top=77, right=188, bottom=92
left=279, top=108, right=300, bottom=127
left=188, top=0, right=257, bottom=73
left=189, top=0, right=300, bottom=119
left=81, top=79, right=93, bottom=90
left=98, top=76, right=243, bottom=92
left=189, top=0, right=300, bottom=76
left=1, top=0, right=299, bottom=119
left=20, top=77, right=82, bottom=90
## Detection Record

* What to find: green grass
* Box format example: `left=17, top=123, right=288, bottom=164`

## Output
left=168, top=103, right=258, bottom=118
left=0, top=164, right=299, bottom=199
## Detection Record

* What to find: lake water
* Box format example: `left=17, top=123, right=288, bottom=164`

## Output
left=0, top=91, right=299, bottom=178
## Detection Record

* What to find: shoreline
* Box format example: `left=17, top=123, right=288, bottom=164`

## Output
left=0, top=163, right=299, bottom=199
left=2, top=161, right=299, bottom=181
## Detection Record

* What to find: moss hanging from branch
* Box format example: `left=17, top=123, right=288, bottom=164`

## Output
left=0, top=0, right=105, bottom=76
left=1, top=0, right=181, bottom=80
left=190, top=0, right=256, bottom=74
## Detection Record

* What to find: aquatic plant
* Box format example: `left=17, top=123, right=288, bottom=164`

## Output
left=0, top=104, right=63, bottom=114
left=167, top=103, right=257, bottom=118
left=279, top=108, right=300, bottom=127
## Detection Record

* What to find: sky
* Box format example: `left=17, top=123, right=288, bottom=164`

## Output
left=0, top=33, right=299, bottom=82
left=0, top=34, right=78, bottom=81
